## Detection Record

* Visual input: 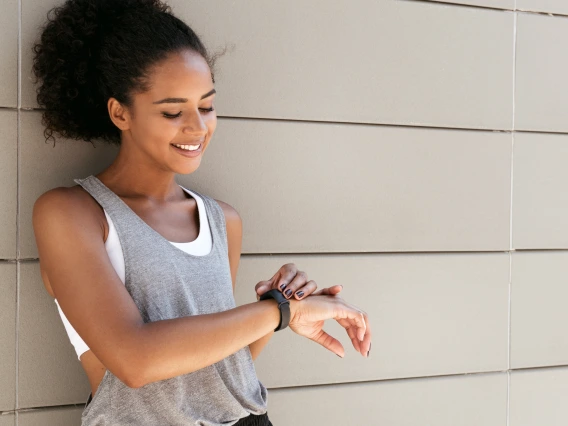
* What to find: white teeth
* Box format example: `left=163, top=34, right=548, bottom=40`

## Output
left=174, top=143, right=201, bottom=151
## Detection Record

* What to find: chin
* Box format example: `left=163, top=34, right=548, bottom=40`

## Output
left=174, top=160, right=202, bottom=175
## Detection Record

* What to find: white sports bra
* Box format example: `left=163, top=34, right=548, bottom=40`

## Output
left=54, top=186, right=213, bottom=360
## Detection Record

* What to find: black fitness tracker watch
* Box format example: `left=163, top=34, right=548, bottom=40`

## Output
left=259, top=289, right=290, bottom=331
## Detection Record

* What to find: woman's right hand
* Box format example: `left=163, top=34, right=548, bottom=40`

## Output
left=287, top=295, right=371, bottom=358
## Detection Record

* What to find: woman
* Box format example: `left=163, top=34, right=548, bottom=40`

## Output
left=31, top=0, right=372, bottom=425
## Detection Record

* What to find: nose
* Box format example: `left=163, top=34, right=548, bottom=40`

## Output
left=182, top=109, right=208, bottom=135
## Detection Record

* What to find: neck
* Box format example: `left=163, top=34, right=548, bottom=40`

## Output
left=96, top=144, right=183, bottom=203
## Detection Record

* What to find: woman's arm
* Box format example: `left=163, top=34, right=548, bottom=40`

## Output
left=33, top=189, right=370, bottom=389
left=33, top=188, right=281, bottom=388
left=219, top=200, right=274, bottom=360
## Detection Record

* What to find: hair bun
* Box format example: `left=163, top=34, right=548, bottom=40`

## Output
left=32, top=0, right=211, bottom=145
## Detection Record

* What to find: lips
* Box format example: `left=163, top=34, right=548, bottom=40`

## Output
left=171, top=143, right=203, bottom=157
left=171, top=143, right=201, bottom=149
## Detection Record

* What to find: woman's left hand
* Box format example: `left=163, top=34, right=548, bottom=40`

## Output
left=255, top=263, right=343, bottom=301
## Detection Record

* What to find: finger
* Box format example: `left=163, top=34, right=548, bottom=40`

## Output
left=309, top=328, right=345, bottom=358
left=343, top=311, right=371, bottom=357
left=359, top=311, right=372, bottom=358
left=350, top=332, right=362, bottom=354
left=336, top=303, right=367, bottom=343
left=334, top=315, right=366, bottom=354
left=328, top=285, right=343, bottom=295
left=327, top=285, right=343, bottom=295
left=293, top=280, right=317, bottom=300
left=274, top=264, right=299, bottom=293
left=255, top=280, right=272, bottom=295
left=357, top=312, right=367, bottom=342
left=281, top=271, right=309, bottom=299
left=270, top=262, right=295, bottom=281
left=337, top=318, right=358, bottom=341
left=313, top=285, right=343, bottom=296
left=337, top=318, right=362, bottom=353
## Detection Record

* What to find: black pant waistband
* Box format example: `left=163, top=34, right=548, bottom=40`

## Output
left=234, top=412, right=273, bottom=426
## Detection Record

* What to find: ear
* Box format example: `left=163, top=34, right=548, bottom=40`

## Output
left=107, top=97, right=131, bottom=131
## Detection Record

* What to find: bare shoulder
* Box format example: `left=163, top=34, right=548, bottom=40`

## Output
left=32, top=185, right=108, bottom=298
left=214, top=200, right=243, bottom=277
left=214, top=199, right=242, bottom=225
left=33, top=185, right=108, bottom=276
left=34, top=185, right=96, bottom=214
left=33, top=185, right=105, bottom=235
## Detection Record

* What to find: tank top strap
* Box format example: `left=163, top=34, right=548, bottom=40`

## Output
left=182, top=188, right=229, bottom=253
left=73, top=175, right=132, bottom=221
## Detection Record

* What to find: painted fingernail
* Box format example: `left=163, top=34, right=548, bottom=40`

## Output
left=296, top=291, right=304, bottom=298
left=280, top=283, right=286, bottom=290
left=285, top=289, right=292, bottom=297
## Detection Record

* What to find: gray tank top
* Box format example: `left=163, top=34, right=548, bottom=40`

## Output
left=75, top=175, right=268, bottom=426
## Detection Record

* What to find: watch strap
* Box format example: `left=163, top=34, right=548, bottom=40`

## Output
left=259, top=289, right=290, bottom=331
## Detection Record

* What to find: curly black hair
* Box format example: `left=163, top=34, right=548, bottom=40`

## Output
left=32, top=0, right=223, bottom=145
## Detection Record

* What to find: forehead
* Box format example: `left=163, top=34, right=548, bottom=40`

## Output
left=144, top=50, right=213, bottom=97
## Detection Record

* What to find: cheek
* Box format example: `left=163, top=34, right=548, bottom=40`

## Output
left=137, top=116, right=177, bottom=145
left=206, top=116, right=218, bottom=137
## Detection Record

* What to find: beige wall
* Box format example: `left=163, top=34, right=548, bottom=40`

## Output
left=2, top=0, right=567, bottom=424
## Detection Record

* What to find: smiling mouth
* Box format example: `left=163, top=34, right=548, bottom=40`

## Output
left=171, top=143, right=202, bottom=151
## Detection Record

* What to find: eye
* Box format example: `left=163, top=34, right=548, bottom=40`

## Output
left=162, top=107, right=215, bottom=119
left=162, top=112, right=182, bottom=119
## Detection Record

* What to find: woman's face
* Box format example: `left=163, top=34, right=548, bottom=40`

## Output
left=120, top=49, right=217, bottom=175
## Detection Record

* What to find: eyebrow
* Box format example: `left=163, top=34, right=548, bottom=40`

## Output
left=152, top=88, right=216, bottom=104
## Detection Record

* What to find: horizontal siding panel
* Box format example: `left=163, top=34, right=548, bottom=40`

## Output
left=517, top=0, right=568, bottom=16
left=0, top=110, right=17, bottom=259
left=425, top=0, right=514, bottom=9
left=0, top=414, right=14, bottom=426
left=515, top=13, right=568, bottom=132
left=0, top=0, right=17, bottom=107
left=267, top=373, right=507, bottom=426
left=18, top=407, right=83, bottom=426
left=17, top=112, right=513, bottom=256
left=19, top=111, right=118, bottom=259
left=235, top=253, right=509, bottom=387
left=511, top=252, right=568, bottom=369
left=20, top=0, right=60, bottom=109
left=510, top=367, right=568, bottom=426
left=162, top=0, right=512, bottom=129
left=0, top=264, right=16, bottom=411
left=18, top=262, right=90, bottom=408
left=183, top=119, right=511, bottom=253
left=22, top=1, right=515, bottom=129
left=512, top=132, right=568, bottom=249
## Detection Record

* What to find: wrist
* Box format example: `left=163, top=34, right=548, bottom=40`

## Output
left=288, top=298, right=298, bottom=322
left=258, top=298, right=281, bottom=331
left=259, top=289, right=291, bottom=331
